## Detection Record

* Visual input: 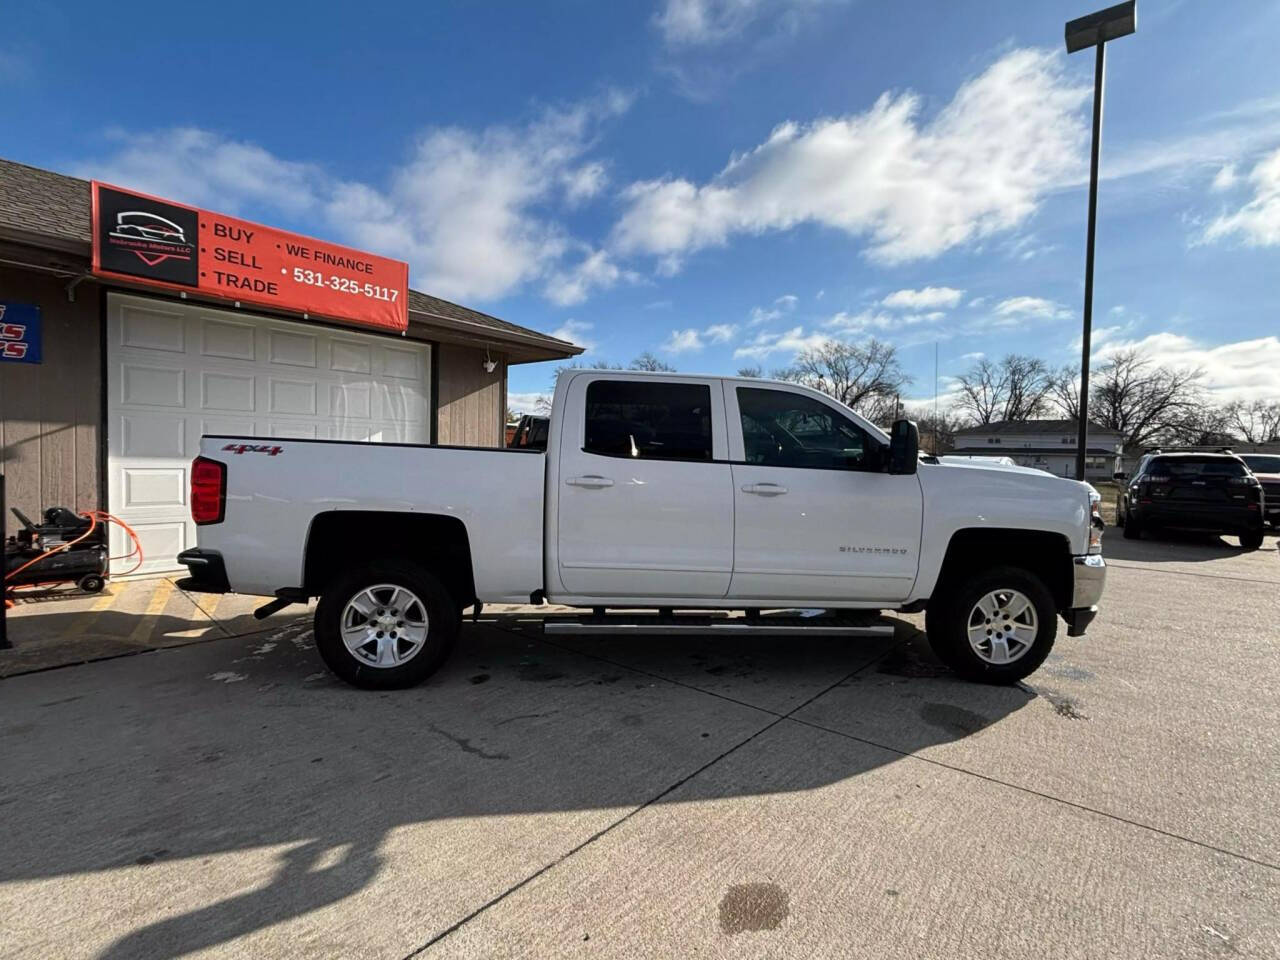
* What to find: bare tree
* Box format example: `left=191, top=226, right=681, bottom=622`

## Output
left=905, top=404, right=964, bottom=456
left=1224, top=399, right=1280, bottom=442
left=955, top=354, right=1055, bottom=424
left=1163, top=406, right=1237, bottom=446
left=1080, top=349, right=1205, bottom=450
left=736, top=365, right=764, bottom=378
left=775, top=338, right=911, bottom=418
left=629, top=352, right=676, bottom=372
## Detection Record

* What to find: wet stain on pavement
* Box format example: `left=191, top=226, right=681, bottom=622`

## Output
left=919, top=702, right=988, bottom=736
left=1042, top=691, right=1088, bottom=720
left=518, top=662, right=566, bottom=683
left=1041, top=659, right=1096, bottom=682
left=134, top=849, right=169, bottom=866
left=719, top=883, right=790, bottom=934
left=877, top=643, right=950, bottom=678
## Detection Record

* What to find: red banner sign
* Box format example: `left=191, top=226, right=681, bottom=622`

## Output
left=91, top=182, right=408, bottom=333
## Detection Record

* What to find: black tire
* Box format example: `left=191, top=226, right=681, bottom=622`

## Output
left=1240, top=529, right=1264, bottom=550
left=78, top=574, right=106, bottom=593
left=1122, top=514, right=1142, bottom=539
left=314, top=560, right=458, bottom=690
left=925, top=566, right=1057, bottom=684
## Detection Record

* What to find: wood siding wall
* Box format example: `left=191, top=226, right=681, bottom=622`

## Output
left=435, top=342, right=505, bottom=447
left=0, top=265, right=102, bottom=517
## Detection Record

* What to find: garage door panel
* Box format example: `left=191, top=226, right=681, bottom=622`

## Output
left=201, top=318, right=256, bottom=361
left=122, top=468, right=186, bottom=509
left=121, top=415, right=186, bottom=458
left=330, top=383, right=372, bottom=419
left=268, top=378, right=317, bottom=415
left=122, top=364, right=185, bottom=408
left=201, top=371, right=256, bottom=412
left=380, top=346, right=422, bottom=380
left=109, top=293, right=431, bottom=573
left=268, top=329, right=318, bottom=368
left=330, top=340, right=372, bottom=374
left=127, top=522, right=189, bottom=576
left=119, top=303, right=186, bottom=353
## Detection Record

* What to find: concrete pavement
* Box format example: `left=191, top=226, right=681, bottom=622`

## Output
left=1, top=533, right=1277, bottom=958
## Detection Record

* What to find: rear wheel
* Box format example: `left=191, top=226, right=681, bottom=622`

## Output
left=315, top=560, right=458, bottom=689
left=925, top=566, right=1057, bottom=684
left=1240, top=529, right=1264, bottom=550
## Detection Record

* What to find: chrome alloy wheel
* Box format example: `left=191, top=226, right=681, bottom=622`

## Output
left=341, top=584, right=429, bottom=668
left=966, top=588, right=1038, bottom=665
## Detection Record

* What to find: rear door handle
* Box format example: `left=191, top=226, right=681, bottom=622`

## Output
left=566, top=475, right=614, bottom=489
left=742, top=482, right=788, bottom=496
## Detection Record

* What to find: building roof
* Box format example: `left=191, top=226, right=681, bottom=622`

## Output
left=0, top=156, right=580, bottom=363
left=953, top=419, right=1123, bottom=437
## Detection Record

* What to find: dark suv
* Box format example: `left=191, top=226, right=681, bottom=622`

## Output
left=1117, top=452, right=1265, bottom=549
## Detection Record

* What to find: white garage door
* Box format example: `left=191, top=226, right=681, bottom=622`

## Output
left=106, top=293, right=432, bottom=574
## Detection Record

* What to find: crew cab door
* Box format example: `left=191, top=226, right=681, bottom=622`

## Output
left=725, top=383, right=922, bottom=602
left=554, top=375, right=734, bottom=599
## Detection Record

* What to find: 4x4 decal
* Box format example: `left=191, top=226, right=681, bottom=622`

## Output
left=222, top=443, right=283, bottom=456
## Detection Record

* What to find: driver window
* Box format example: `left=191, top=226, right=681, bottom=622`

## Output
left=737, top=387, right=876, bottom=470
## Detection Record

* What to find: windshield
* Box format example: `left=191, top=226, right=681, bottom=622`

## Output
left=1241, top=454, right=1280, bottom=473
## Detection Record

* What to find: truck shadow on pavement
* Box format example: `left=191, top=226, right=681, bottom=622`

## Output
left=1, top=614, right=1039, bottom=959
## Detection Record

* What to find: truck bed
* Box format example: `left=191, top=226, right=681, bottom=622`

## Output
left=195, top=436, right=546, bottom=601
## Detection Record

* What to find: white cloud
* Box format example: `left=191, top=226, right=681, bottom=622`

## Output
left=881, top=286, right=964, bottom=309
left=550, top=318, right=596, bottom=351
left=991, top=296, right=1072, bottom=321
left=653, top=0, right=840, bottom=46
left=507, top=391, right=550, bottom=415
left=1210, top=163, right=1238, bottom=192
left=1095, top=332, right=1280, bottom=404
left=77, top=93, right=632, bottom=305
left=544, top=249, right=635, bottom=306
left=612, top=49, right=1088, bottom=268
left=662, top=328, right=706, bottom=353
left=734, top=325, right=830, bottom=360
left=1202, top=147, right=1280, bottom=247
left=662, top=322, right=740, bottom=353
left=968, top=296, right=987, bottom=308
left=748, top=293, right=799, bottom=326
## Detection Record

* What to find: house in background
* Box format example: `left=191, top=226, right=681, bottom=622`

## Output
left=951, top=420, right=1123, bottom=481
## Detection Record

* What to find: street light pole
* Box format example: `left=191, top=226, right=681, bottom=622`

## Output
left=1065, top=1, right=1136, bottom=481
left=1075, top=41, right=1105, bottom=482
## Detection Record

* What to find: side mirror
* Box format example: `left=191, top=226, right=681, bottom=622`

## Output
left=1112, top=471, right=1126, bottom=481
left=887, top=419, right=919, bottom=475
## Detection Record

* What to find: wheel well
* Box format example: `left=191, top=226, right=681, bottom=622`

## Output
left=303, top=511, right=476, bottom=611
left=935, top=528, right=1073, bottom=610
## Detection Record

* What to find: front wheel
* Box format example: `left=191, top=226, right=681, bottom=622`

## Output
left=925, top=566, right=1057, bottom=684
left=315, top=561, right=459, bottom=689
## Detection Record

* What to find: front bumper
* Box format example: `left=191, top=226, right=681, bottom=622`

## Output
left=1064, top=554, right=1106, bottom=637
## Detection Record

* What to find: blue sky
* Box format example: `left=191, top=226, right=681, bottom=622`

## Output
left=5, top=0, right=1279, bottom=412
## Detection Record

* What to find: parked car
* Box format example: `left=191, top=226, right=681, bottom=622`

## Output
left=508, top=414, right=549, bottom=451
left=1239, top=453, right=1280, bottom=527
left=1116, top=452, right=1264, bottom=548
left=178, top=371, right=1107, bottom=689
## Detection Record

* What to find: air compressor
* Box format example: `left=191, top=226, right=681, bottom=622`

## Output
left=4, top=506, right=110, bottom=594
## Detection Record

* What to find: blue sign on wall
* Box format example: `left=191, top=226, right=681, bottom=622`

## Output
left=0, top=301, right=41, bottom=364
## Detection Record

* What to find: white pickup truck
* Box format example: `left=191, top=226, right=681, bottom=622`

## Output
left=177, top=370, right=1106, bottom=689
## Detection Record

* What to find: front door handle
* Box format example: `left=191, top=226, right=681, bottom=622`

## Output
left=566, top=475, right=614, bottom=489
left=742, top=482, right=788, bottom=496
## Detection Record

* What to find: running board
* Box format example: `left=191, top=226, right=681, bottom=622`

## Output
left=543, top=619, right=893, bottom=637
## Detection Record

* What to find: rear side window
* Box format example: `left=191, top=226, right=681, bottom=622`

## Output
left=1243, top=455, right=1280, bottom=473
left=737, top=387, right=876, bottom=470
left=1147, top=457, right=1247, bottom=478
left=584, top=380, right=713, bottom=461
